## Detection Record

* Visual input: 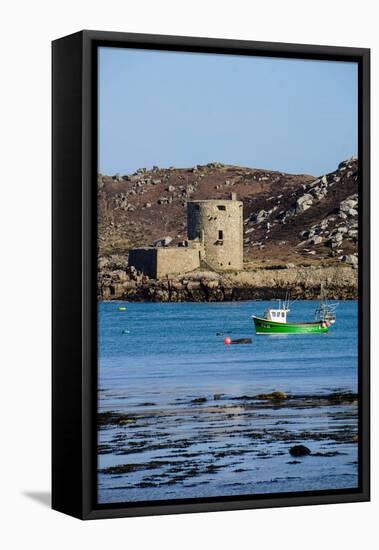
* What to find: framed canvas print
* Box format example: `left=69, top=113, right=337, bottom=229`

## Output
left=52, top=30, right=370, bottom=519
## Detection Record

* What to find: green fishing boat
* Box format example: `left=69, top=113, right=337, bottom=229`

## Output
left=252, top=291, right=336, bottom=335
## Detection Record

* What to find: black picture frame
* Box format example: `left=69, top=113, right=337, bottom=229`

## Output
left=52, top=30, right=370, bottom=520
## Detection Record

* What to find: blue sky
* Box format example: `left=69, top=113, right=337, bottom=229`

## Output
left=98, top=47, right=357, bottom=177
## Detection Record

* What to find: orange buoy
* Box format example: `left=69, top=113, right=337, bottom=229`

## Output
left=224, top=337, right=231, bottom=345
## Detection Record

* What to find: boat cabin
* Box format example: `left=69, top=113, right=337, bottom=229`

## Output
left=264, top=307, right=289, bottom=323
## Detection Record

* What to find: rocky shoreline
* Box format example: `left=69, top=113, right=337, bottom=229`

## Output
left=97, top=158, right=359, bottom=303
left=98, top=265, right=358, bottom=302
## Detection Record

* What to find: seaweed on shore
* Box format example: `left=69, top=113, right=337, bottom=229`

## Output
left=311, top=451, right=347, bottom=457
left=100, top=460, right=175, bottom=475
left=255, top=391, right=288, bottom=401
left=231, top=391, right=357, bottom=405
left=98, top=411, right=138, bottom=426
left=98, top=444, right=113, bottom=455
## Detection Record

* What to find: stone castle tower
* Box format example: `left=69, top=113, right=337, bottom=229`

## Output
left=128, top=193, right=243, bottom=278
left=187, top=193, right=243, bottom=271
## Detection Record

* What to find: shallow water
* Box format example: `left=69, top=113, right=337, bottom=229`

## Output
left=97, top=300, right=358, bottom=504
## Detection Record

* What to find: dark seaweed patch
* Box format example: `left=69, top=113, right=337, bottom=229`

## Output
left=101, top=460, right=174, bottom=475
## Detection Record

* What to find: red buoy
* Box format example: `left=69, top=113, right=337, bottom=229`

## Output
left=224, top=337, right=232, bottom=345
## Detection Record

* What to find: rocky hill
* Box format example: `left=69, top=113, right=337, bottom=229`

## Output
left=97, top=158, right=358, bottom=300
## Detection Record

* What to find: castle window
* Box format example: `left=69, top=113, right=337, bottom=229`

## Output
left=217, top=205, right=226, bottom=211
left=218, top=230, right=223, bottom=240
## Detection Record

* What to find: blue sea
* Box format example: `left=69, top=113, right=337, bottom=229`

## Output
left=97, top=300, right=359, bottom=504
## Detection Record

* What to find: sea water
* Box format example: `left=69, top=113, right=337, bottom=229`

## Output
left=98, top=300, right=358, bottom=503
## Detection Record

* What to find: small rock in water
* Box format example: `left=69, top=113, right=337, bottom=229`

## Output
left=191, top=397, right=207, bottom=404
left=289, top=445, right=311, bottom=457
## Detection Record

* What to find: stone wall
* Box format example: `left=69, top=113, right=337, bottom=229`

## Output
left=128, top=247, right=200, bottom=278
left=156, top=247, right=200, bottom=278
left=187, top=198, right=243, bottom=270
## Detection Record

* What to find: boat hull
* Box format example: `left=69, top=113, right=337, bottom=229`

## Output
left=252, top=316, right=329, bottom=334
